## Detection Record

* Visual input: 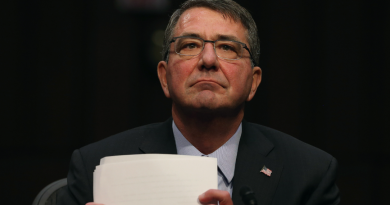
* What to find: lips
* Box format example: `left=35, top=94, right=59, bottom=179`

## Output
left=192, top=79, right=226, bottom=88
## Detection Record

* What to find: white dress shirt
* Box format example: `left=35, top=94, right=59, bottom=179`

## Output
left=172, top=121, right=242, bottom=196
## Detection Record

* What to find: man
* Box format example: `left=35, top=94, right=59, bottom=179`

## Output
left=58, top=0, right=340, bottom=205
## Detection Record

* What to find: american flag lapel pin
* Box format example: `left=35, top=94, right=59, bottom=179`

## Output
left=260, top=165, right=272, bottom=177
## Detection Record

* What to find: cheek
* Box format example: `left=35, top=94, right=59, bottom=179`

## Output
left=223, top=64, right=252, bottom=91
left=167, top=59, right=196, bottom=89
left=224, top=69, right=253, bottom=103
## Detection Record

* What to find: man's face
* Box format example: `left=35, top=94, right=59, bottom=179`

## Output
left=158, top=7, right=261, bottom=114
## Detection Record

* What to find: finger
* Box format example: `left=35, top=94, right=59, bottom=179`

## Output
left=198, top=189, right=233, bottom=205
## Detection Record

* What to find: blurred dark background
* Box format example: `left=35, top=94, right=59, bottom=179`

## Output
left=3, top=0, right=389, bottom=204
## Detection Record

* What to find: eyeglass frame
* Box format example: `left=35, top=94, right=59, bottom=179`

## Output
left=166, top=36, right=258, bottom=67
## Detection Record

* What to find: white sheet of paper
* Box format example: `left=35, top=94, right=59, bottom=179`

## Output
left=94, top=154, right=217, bottom=205
left=100, top=154, right=203, bottom=165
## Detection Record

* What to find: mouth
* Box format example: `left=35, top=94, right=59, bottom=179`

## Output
left=192, top=79, right=226, bottom=88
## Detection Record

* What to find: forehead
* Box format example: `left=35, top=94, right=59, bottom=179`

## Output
left=174, top=7, right=248, bottom=44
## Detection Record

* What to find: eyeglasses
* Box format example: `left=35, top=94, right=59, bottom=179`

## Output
left=168, top=36, right=257, bottom=66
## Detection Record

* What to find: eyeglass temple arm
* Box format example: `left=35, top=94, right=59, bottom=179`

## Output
left=242, top=45, right=258, bottom=67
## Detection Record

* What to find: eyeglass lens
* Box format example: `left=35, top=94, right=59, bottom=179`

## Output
left=175, top=37, right=243, bottom=60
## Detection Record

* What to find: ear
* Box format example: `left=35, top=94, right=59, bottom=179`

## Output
left=157, top=61, right=171, bottom=98
left=246, top=66, right=262, bottom=101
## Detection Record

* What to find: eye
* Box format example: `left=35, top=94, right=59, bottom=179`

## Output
left=185, top=43, right=197, bottom=49
left=177, top=39, right=202, bottom=51
left=218, top=43, right=238, bottom=53
left=221, top=44, right=233, bottom=51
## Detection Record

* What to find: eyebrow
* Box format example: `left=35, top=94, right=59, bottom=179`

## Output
left=216, top=34, right=240, bottom=42
left=180, top=32, right=201, bottom=38
left=179, top=32, right=241, bottom=42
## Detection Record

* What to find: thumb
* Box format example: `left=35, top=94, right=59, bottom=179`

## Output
left=198, top=189, right=233, bottom=205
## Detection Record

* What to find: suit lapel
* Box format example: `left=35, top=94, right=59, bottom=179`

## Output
left=139, top=118, right=178, bottom=154
left=232, top=121, right=284, bottom=205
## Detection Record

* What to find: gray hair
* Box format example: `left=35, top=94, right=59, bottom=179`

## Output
left=162, top=0, right=260, bottom=66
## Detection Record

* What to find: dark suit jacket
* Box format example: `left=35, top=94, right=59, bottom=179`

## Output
left=58, top=118, right=340, bottom=205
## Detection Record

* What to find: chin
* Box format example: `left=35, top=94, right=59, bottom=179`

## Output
left=172, top=93, right=244, bottom=116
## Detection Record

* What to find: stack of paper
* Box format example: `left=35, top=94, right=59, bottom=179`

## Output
left=93, top=154, right=218, bottom=205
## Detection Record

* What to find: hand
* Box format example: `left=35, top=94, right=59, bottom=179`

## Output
left=198, top=189, right=233, bottom=205
left=86, top=203, right=103, bottom=205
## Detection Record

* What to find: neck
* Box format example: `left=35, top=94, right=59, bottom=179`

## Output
left=172, top=104, right=244, bottom=155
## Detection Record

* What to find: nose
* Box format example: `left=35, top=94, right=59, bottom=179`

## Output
left=199, top=42, right=218, bottom=70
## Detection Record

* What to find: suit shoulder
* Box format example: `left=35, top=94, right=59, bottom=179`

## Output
left=79, top=121, right=166, bottom=157
left=246, top=122, right=334, bottom=161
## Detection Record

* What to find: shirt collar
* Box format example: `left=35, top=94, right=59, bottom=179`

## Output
left=172, top=121, right=242, bottom=183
